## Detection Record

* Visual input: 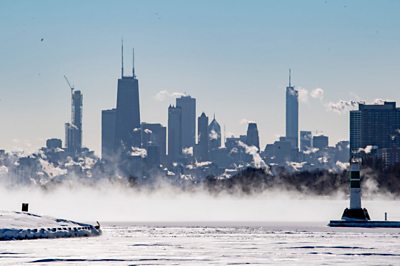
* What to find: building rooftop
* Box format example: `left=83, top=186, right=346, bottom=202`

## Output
left=358, top=101, right=397, bottom=110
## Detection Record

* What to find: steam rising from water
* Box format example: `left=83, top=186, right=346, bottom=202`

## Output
left=1, top=179, right=399, bottom=223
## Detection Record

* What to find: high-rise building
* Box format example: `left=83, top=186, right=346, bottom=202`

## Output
left=176, top=95, right=196, bottom=149
left=225, top=136, right=240, bottom=151
left=146, top=145, right=161, bottom=169
left=350, top=110, right=362, bottom=154
left=114, top=44, right=141, bottom=154
left=71, top=90, right=83, bottom=140
left=264, top=137, right=293, bottom=165
left=208, top=115, right=221, bottom=151
left=285, top=69, right=299, bottom=150
left=65, top=123, right=77, bottom=152
left=300, top=131, right=312, bottom=152
left=335, top=140, right=350, bottom=162
left=246, top=122, right=260, bottom=150
left=65, top=89, right=83, bottom=154
left=350, top=102, right=400, bottom=155
left=141, top=122, right=167, bottom=163
left=102, top=109, right=116, bottom=160
left=46, top=138, right=62, bottom=150
left=196, top=112, right=209, bottom=161
left=313, top=135, right=329, bottom=150
left=168, top=105, right=182, bottom=163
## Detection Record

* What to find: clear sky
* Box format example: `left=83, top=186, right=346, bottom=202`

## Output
left=0, top=0, right=399, bottom=155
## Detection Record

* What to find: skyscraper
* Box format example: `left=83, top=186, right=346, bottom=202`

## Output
left=350, top=102, right=400, bottom=155
left=146, top=145, right=161, bottom=169
left=168, top=105, right=182, bottom=163
left=65, top=123, right=78, bottom=153
left=46, top=138, right=62, bottom=150
left=335, top=141, right=350, bottom=163
left=197, top=112, right=209, bottom=161
left=141, top=122, right=167, bottom=164
left=176, top=95, right=196, bottom=149
left=208, top=115, right=221, bottom=151
left=265, top=137, right=293, bottom=165
left=300, top=131, right=312, bottom=152
left=313, top=135, right=329, bottom=150
left=114, top=44, right=141, bottom=154
left=246, top=122, right=260, bottom=150
left=65, top=89, right=83, bottom=154
left=102, top=108, right=116, bottom=160
left=350, top=110, right=362, bottom=154
left=285, top=69, right=299, bottom=150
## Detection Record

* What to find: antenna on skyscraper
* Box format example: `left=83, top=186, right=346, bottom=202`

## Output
left=121, top=39, right=124, bottom=78
left=132, top=48, right=136, bottom=78
left=289, top=68, right=292, bottom=87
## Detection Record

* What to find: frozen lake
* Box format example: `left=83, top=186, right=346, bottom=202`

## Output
left=1, top=222, right=400, bottom=265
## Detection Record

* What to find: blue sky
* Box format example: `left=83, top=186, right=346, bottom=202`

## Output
left=0, top=0, right=399, bottom=154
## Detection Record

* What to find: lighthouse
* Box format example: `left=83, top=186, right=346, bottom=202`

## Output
left=349, top=162, right=361, bottom=209
left=329, top=160, right=400, bottom=227
left=340, top=161, right=370, bottom=221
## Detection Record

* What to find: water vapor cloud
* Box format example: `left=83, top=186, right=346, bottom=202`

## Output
left=310, top=88, right=324, bottom=100
left=297, top=87, right=324, bottom=103
left=239, top=118, right=255, bottom=125
left=326, top=100, right=359, bottom=114
left=326, top=98, right=391, bottom=114
left=154, top=90, right=186, bottom=102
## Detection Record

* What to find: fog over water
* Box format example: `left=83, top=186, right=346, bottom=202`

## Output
left=1, top=179, right=399, bottom=223
left=2, top=175, right=400, bottom=265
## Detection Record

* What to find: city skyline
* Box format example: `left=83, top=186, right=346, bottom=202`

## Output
left=2, top=2, right=400, bottom=264
left=1, top=0, right=400, bottom=154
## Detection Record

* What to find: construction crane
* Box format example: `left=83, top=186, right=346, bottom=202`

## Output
left=64, top=75, right=74, bottom=95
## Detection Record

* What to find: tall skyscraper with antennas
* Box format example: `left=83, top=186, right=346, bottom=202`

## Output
left=114, top=42, right=141, bottom=154
left=285, top=69, right=299, bottom=150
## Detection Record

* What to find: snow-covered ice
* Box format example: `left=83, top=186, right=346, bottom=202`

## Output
left=0, top=211, right=101, bottom=241
left=1, top=222, right=400, bottom=265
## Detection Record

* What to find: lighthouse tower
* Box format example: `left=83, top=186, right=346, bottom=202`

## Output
left=349, top=162, right=361, bottom=209
left=341, top=160, right=370, bottom=221
left=329, top=159, right=400, bottom=227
